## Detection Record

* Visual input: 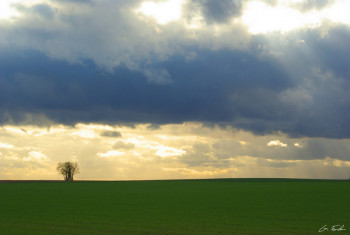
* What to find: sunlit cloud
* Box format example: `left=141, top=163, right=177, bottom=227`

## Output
left=155, top=146, right=186, bottom=158
left=0, top=142, right=15, bottom=149
left=241, top=1, right=320, bottom=34
left=162, top=167, right=234, bottom=176
left=294, top=143, right=303, bottom=148
left=0, top=0, right=46, bottom=20
left=97, top=150, right=125, bottom=158
left=241, top=0, right=350, bottom=34
left=23, top=151, right=49, bottom=162
left=3, top=126, right=27, bottom=135
left=136, top=0, right=185, bottom=24
left=71, top=128, right=98, bottom=139
left=267, top=140, right=288, bottom=147
left=228, top=156, right=258, bottom=166
left=331, top=158, right=350, bottom=167
left=324, top=0, right=350, bottom=25
left=239, top=141, right=249, bottom=146
left=0, top=0, right=21, bottom=19
left=1, top=123, right=350, bottom=180
left=123, top=136, right=186, bottom=158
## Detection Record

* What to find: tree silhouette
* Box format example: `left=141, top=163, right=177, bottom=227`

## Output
left=57, top=162, right=79, bottom=181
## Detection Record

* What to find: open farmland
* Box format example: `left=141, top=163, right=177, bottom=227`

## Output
left=0, top=178, right=349, bottom=234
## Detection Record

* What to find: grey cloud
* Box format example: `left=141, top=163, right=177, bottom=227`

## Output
left=101, top=131, right=122, bottom=138
left=147, top=124, right=161, bottom=130
left=1, top=27, right=350, bottom=138
left=261, top=0, right=278, bottom=5
left=184, top=0, right=242, bottom=24
left=144, top=68, right=172, bottom=84
left=177, top=127, right=350, bottom=169
left=180, top=143, right=236, bottom=168
left=257, top=159, right=298, bottom=168
left=256, top=0, right=335, bottom=11
left=210, top=136, right=350, bottom=162
left=180, top=143, right=214, bottom=167
left=212, top=140, right=242, bottom=160
left=293, top=0, right=336, bottom=11
left=49, top=0, right=93, bottom=4
left=13, top=3, right=56, bottom=19
left=300, top=139, right=350, bottom=161
left=0, top=0, right=250, bottom=85
left=113, top=141, right=135, bottom=150
left=1, top=1, right=185, bottom=82
left=0, top=160, right=26, bottom=169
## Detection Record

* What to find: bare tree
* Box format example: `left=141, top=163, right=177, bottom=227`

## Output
left=57, top=162, right=79, bottom=181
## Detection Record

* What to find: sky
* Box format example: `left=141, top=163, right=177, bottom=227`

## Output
left=1, top=0, right=350, bottom=180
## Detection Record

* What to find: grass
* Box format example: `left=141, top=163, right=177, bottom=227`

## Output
left=0, top=178, right=349, bottom=234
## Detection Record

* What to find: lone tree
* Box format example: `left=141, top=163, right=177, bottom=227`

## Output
left=57, top=162, right=79, bottom=181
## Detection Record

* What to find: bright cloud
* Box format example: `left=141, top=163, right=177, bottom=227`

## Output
left=0, top=0, right=46, bottom=20
left=241, top=0, right=350, bottom=34
left=23, top=151, right=48, bottom=161
left=294, top=143, right=303, bottom=148
left=136, top=0, right=185, bottom=24
left=71, top=129, right=98, bottom=139
left=267, top=140, right=288, bottom=147
left=324, top=0, right=350, bottom=25
left=1, top=123, right=350, bottom=180
left=0, top=142, right=14, bottom=149
left=242, top=1, right=305, bottom=34
left=155, top=146, right=186, bottom=158
left=97, top=150, right=125, bottom=158
left=332, top=159, right=350, bottom=167
left=0, top=0, right=20, bottom=19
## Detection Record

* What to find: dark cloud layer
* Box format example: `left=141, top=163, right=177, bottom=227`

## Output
left=1, top=0, right=350, bottom=139
left=0, top=47, right=290, bottom=125
left=1, top=25, right=350, bottom=138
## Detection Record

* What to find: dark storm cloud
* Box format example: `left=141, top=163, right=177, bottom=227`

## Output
left=1, top=19, right=350, bottom=138
left=308, top=26, right=350, bottom=78
left=184, top=0, right=242, bottom=24
left=279, top=26, right=350, bottom=138
left=0, top=46, right=291, bottom=125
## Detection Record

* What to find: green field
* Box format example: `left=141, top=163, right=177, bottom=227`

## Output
left=0, top=179, right=349, bottom=234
